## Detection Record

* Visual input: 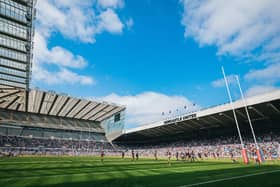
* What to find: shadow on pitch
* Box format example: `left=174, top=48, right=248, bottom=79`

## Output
left=25, top=164, right=280, bottom=187
left=0, top=160, right=233, bottom=176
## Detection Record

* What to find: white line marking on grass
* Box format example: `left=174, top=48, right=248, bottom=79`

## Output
left=178, top=169, right=280, bottom=187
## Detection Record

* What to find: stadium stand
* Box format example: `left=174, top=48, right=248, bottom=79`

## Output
left=0, top=135, right=115, bottom=156
left=1, top=88, right=280, bottom=160
left=0, top=87, right=125, bottom=156
left=117, top=132, right=280, bottom=160
left=114, top=90, right=280, bottom=144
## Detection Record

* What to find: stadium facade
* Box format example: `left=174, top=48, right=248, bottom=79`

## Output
left=0, top=0, right=36, bottom=112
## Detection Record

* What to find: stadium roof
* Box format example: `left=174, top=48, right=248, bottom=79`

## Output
left=114, top=90, right=280, bottom=143
left=0, top=86, right=125, bottom=122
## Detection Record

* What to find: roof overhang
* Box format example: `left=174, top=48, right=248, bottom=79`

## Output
left=0, top=86, right=125, bottom=122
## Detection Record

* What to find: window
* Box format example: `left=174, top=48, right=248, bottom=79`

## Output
left=0, top=73, right=26, bottom=83
left=0, top=66, right=26, bottom=77
left=0, top=58, right=26, bottom=70
left=0, top=18, right=27, bottom=39
left=0, top=79, right=25, bottom=88
left=0, top=0, right=27, bottom=23
left=0, top=34, right=26, bottom=51
left=0, top=47, right=27, bottom=62
left=114, top=113, right=121, bottom=122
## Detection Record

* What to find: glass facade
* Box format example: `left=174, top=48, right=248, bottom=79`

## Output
left=101, top=111, right=125, bottom=142
left=0, top=73, right=25, bottom=82
left=0, top=0, right=27, bottom=23
left=0, top=18, right=27, bottom=39
left=0, top=58, right=26, bottom=70
left=0, top=79, right=25, bottom=88
left=0, top=66, right=26, bottom=77
left=0, top=33, right=26, bottom=51
left=0, top=46, right=26, bottom=62
left=0, top=0, right=35, bottom=89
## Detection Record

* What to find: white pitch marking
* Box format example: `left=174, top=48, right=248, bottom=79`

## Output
left=178, top=169, right=280, bottom=187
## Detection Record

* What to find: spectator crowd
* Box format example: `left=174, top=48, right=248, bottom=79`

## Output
left=0, top=132, right=280, bottom=160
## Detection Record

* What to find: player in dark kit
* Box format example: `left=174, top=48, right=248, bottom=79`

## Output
left=101, top=151, right=105, bottom=163
left=136, top=152, right=139, bottom=160
left=186, top=151, right=190, bottom=161
left=198, top=152, right=202, bottom=160
left=154, top=150, right=158, bottom=160
left=132, top=150, right=135, bottom=161
left=167, top=151, right=172, bottom=166
left=190, top=151, right=195, bottom=162
left=230, top=152, right=237, bottom=163
left=254, top=149, right=261, bottom=167
left=121, top=151, right=125, bottom=159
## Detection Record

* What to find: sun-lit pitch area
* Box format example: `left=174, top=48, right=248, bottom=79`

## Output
left=0, top=156, right=280, bottom=187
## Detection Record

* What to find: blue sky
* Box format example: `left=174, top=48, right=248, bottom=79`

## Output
left=32, top=0, right=280, bottom=129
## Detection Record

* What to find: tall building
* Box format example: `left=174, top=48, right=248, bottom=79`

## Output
left=0, top=0, right=36, bottom=111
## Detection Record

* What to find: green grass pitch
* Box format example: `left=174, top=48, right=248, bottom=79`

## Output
left=0, top=156, right=280, bottom=187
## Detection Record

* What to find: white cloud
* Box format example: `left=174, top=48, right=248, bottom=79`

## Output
left=33, top=0, right=130, bottom=86
left=181, top=0, right=280, bottom=93
left=97, top=9, right=124, bottom=34
left=97, top=0, right=124, bottom=9
left=245, top=63, right=280, bottom=84
left=33, top=65, right=95, bottom=85
left=34, top=32, right=87, bottom=69
left=36, top=0, right=97, bottom=43
left=48, top=47, right=87, bottom=69
left=96, top=92, right=198, bottom=127
left=37, top=0, right=126, bottom=42
left=32, top=31, right=93, bottom=85
left=211, top=74, right=237, bottom=88
left=125, top=18, right=134, bottom=30
left=245, top=85, right=278, bottom=97
left=180, top=0, right=280, bottom=61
